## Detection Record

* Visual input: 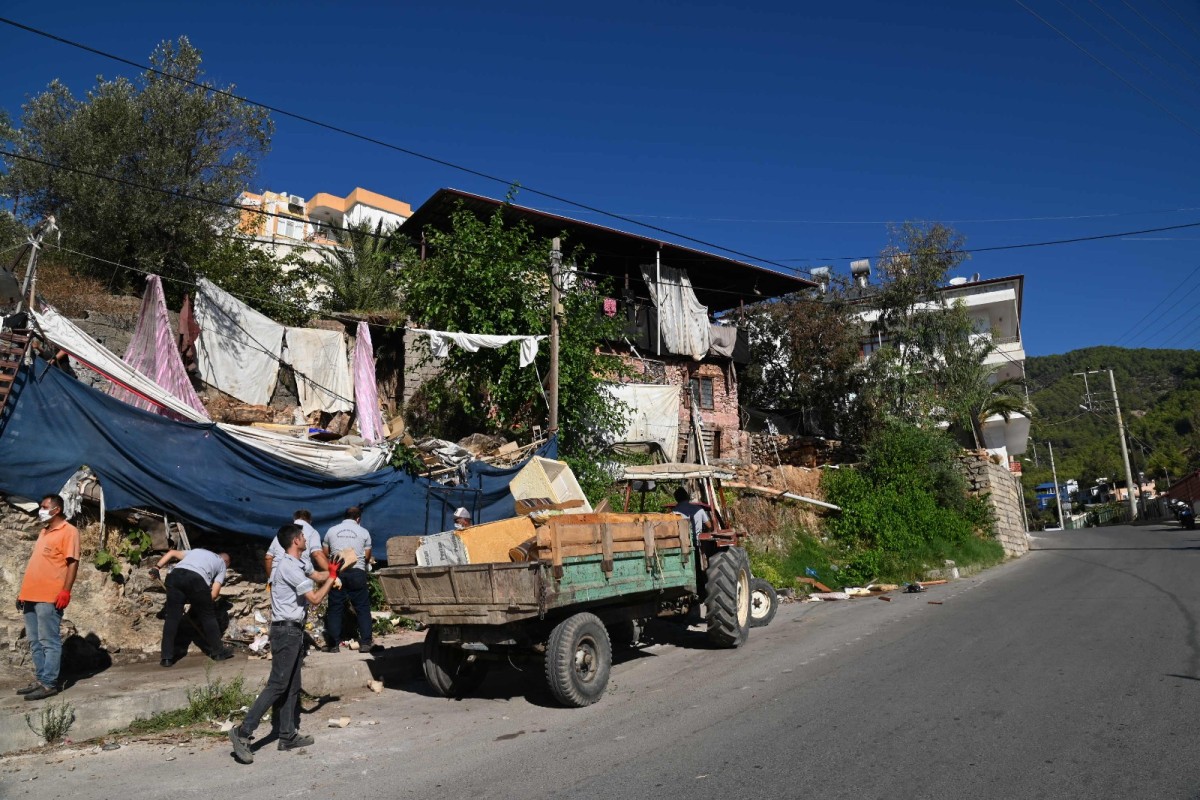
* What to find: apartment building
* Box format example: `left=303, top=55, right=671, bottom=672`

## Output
left=238, top=187, right=413, bottom=261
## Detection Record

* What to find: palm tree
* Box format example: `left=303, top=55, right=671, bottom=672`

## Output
left=310, top=219, right=413, bottom=312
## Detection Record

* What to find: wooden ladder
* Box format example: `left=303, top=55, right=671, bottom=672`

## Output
left=0, top=328, right=31, bottom=417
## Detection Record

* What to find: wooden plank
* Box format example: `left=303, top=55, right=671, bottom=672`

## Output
left=600, top=523, right=614, bottom=575
left=385, top=535, right=421, bottom=566
left=796, top=577, right=834, bottom=593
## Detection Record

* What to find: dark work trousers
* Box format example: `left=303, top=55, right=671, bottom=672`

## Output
left=161, top=568, right=223, bottom=660
left=240, top=624, right=303, bottom=742
left=325, top=568, right=373, bottom=647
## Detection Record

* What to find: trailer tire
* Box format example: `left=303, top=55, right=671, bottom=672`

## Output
left=423, top=626, right=489, bottom=698
left=545, top=612, right=611, bottom=707
left=749, top=577, right=778, bottom=628
left=705, top=547, right=751, bottom=648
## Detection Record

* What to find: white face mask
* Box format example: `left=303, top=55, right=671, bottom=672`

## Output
left=37, top=508, right=54, bottom=522
left=454, top=521, right=467, bottom=530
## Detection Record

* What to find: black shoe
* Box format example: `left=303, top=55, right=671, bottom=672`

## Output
left=278, top=733, right=314, bottom=751
left=15, top=682, right=41, bottom=695
left=228, top=727, right=254, bottom=764
left=24, top=684, right=59, bottom=701
left=160, top=658, right=174, bottom=668
left=324, top=645, right=340, bottom=653
left=211, top=650, right=235, bottom=662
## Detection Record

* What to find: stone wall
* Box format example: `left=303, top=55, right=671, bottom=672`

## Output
left=749, top=434, right=857, bottom=468
left=402, top=329, right=444, bottom=409
left=956, top=452, right=1029, bottom=557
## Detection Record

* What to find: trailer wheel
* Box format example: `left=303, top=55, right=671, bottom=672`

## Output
left=545, top=612, right=611, bottom=707
left=423, top=626, right=489, bottom=698
left=705, top=546, right=751, bottom=648
left=749, top=577, right=778, bottom=628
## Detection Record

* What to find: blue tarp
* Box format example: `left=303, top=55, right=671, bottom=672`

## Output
left=0, top=359, right=557, bottom=554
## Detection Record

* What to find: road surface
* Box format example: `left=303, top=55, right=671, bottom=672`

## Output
left=4, top=523, right=1200, bottom=799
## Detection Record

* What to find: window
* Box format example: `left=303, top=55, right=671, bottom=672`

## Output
left=689, top=377, right=715, bottom=410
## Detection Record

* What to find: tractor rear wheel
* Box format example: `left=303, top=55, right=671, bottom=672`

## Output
left=705, top=547, right=751, bottom=648
left=545, top=612, right=611, bottom=707
left=749, top=577, right=778, bottom=628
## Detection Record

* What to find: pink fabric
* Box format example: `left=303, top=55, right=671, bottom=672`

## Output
left=353, top=321, right=385, bottom=444
left=109, top=275, right=211, bottom=421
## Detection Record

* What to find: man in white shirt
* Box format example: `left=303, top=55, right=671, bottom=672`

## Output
left=153, top=548, right=234, bottom=666
left=322, top=507, right=378, bottom=653
left=265, top=509, right=328, bottom=579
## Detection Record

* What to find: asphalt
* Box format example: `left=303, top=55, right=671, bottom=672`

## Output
left=0, top=628, right=426, bottom=754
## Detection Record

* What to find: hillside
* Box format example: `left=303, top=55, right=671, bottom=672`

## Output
left=1024, top=347, right=1200, bottom=493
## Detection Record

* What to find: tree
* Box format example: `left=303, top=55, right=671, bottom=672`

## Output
left=398, top=201, right=626, bottom=460
left=309, top=219, right=413, bottom=312
left=935, top=326, right=1032, bottom=449
left=0, top=37, right=273, bottom=296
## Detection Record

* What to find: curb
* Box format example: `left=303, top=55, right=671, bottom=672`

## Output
left=0, top=642, right=423, bottom=755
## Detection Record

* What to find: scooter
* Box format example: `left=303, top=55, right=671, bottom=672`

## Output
left=1180, top=506, right=1196, bottom=530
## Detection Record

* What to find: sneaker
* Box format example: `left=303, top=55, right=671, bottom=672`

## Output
left=324, top=645, right=340, bottom=654
left=277, top=733, right=314, bottom=751
left=228, top=726, right=254, bottom=764
left=14, top=682, right=41, bottom=695
left=24, top=684, right=59, bottom=701
left=211, top=650, right=235, bottom=662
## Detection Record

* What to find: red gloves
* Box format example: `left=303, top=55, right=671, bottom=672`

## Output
left=54, top=590, right=71, bottom=610
left=327, top=556, right=343, bottom=584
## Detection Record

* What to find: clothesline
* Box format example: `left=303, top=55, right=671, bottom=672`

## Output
left=406, top=328, right=546, bottom=368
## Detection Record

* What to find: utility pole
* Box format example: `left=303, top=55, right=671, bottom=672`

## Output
left=547, top=237, right=561, bottom=435
left=1048, top=441, right=1066, bottom=530
left=1108, top=369, right=1138, bottom=521
left=16, top=214, right=57, bottom=313
left=1075, top=369, right=1138, bottom=521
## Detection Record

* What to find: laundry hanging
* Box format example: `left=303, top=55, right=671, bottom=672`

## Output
left=604, top=382, right=681, bottom=460
left=353, top=321, right=386, bottom=445
left=33, top=306, right=391, bottom=478
left=639, top=264, right=711, bottom=360
left=284, top=327, right=354, bottom=415
left=108, top=275, right=210, bottom=421
left=194, top=278, right=285, bottom=405
left=409, top=328, right=545, bottom=368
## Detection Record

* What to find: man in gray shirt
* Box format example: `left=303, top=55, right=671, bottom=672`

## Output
left=230, top=524, right=338, bottom=764
left=152, top=548, right=234, bottom=667
left=322, top=506, right=377, bottom=653
left=265, top=509, right=328, bottom=579
left=672, top=487, right=713, bottom=538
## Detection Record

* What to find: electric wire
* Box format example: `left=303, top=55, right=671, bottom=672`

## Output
left=1012, top=0, right=1200, bottom=140
left=0, top=16, right=822, bottom=279
left=1086, top=0, right=1200, bottom=91
left=1112, top=263, right=1200, bottom=346
left=1118, top=0, right=1200, bottom=72
left=1156, top=0, right=1200, bottom=42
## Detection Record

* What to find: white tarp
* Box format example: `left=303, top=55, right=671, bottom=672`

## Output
left=284, top=327, right=354, bottom=415
left=34, top=307, right=210, bottom=423
left=640, top=265, right=711, bottom=360
left=34, top=306, right=391, bottom=478
left=605, top=383, right=680, bottom=460
left=708, top=324, right=738, bottom=358
left=219, top=424, right=390, bottom=478
left=195, top=278, right=284, bottom=406
left=409, top=328, right=545, bottom=368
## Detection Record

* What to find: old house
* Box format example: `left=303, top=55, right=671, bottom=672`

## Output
left=399, top=189, right=815, bottom=461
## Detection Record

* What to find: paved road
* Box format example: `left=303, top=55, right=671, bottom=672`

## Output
left=5, top=523, right=1200, bottom=799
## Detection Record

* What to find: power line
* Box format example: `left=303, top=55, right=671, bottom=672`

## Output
left=1119, top=0, right=1200, bottom=72
left=1085, top=0, right=1200, bottom=92
left=1012, top=0, right=1200, bottom=140
left=1156, top=0, right=1200, bottom=42
left=0, top=17, right=820, bottom=280
left=1113, top=264, right=1200, bottom=345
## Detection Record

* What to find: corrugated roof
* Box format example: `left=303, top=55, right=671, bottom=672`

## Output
left=400, top=189, right=815, bottom=312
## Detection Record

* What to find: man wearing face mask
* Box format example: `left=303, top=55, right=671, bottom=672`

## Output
left=15, top=494, right=80, bottom=701
left=453, top=507, right=472, bottom=531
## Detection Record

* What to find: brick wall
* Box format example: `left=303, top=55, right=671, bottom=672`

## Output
left=956, top=452, right=1029, bottom=557
left=616, top=354, right=745, bottom=461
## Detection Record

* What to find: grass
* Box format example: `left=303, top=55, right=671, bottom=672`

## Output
left=125, top=671, right=256, bottom=736
left=25, top=700, right=75, bottom=744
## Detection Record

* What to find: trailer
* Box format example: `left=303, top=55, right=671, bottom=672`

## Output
left=377, top=508, right=754, bottom=707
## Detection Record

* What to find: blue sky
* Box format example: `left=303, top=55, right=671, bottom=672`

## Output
left=1, top=1, right=1198, bottom=356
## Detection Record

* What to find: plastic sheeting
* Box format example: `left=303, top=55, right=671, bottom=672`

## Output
left=639, top=265, right=710, bottom=360
left=708, top=324, right=739, bottom=358
left=284, top=327, right=354, bottom=415
left=604, top=382, right=680, bottom=460
left=0, top=359, right=557, bottom=553
left=109, top=276, right=210, bottom=420
left=353, top=321, right=385, bottom=445
left=195, top=278, right=284, bottom=406
left=34, top=307, right=392, bottom=478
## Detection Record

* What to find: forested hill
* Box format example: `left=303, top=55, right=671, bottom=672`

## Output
left=1024, top=347, right=1200, bottom=491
